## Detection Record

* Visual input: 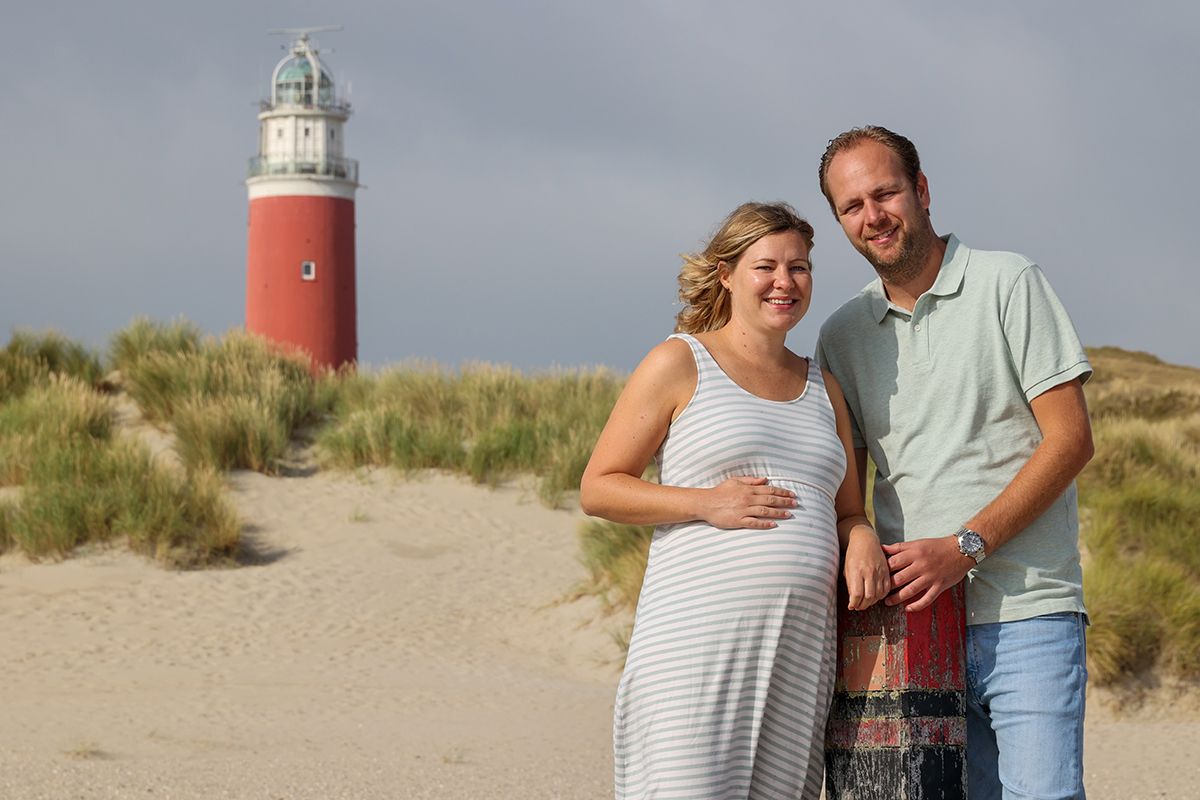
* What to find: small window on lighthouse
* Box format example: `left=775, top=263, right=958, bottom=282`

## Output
left=301, top=261, right=317, bottom=281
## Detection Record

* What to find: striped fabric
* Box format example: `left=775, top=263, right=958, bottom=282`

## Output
left=614, top=333, right=845, bottom=799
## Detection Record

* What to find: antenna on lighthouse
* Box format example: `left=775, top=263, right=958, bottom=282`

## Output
left=267, top=25, right=343, bottom=43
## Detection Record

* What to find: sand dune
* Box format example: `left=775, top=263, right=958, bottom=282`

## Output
left=1, top=468, right=1196, bottom=799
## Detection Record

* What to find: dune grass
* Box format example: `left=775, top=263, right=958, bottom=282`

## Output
left=6, top=435, right=240, bottom=565
left=0, top=501, right=12, bottom=553
left=5, top=323, right=620, bottom=564
left=317, top=362, right=623, bottom=506
left=577, top=520, right=655, bottom=612
left=1076, top=349, right=1200, bottom=685
left=0, top=350, right=241, bottom=566
left=109, top=317, right=202, bottom=373
left=0, top=375, right=113, bottom=485
left=118, top=328, right=330, bottom=474
left=2, top=330, right=104, bottom=402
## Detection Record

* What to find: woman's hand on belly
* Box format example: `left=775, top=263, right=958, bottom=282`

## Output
left=701, top=476, right=798, bottom=530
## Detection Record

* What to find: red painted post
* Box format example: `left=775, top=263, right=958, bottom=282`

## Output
left=825, top=583, right=967, bottom=800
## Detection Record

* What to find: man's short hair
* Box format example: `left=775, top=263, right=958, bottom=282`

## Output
left=818, top=126, right=922, bottom=217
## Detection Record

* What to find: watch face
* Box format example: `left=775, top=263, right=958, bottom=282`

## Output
left=959, top=530, right=984, bottom=555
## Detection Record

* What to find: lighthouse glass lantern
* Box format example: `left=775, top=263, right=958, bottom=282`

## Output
left=245, top=30, right=359, bottom=370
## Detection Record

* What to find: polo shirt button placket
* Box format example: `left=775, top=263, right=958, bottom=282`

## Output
left=911, top=312, right=930, bottom=365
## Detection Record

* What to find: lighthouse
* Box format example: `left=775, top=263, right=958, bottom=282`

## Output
left=246, top=28, right=358, bottom=369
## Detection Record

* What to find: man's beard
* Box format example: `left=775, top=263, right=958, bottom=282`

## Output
left=861, top=226, right=930, bottom=286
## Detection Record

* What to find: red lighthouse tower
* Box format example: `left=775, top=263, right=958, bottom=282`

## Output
left=246, top=28, right=359, bottom=369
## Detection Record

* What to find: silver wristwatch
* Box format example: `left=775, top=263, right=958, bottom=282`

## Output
left=955, top=526, right=987, bottom=564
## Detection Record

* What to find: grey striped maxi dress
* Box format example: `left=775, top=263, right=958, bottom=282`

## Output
left=613, top=333, right=844, bottom=800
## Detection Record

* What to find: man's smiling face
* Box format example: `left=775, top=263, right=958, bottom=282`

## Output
left=824, top=139, right=934, bottom=284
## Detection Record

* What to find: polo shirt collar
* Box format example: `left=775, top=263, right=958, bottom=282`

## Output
left=928, top=234, right=967, bottom=298
left=866, top=233, right=966, bottom=323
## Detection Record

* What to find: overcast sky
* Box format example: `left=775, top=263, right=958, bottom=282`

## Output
left=4, top=1, right=1198, bottom=370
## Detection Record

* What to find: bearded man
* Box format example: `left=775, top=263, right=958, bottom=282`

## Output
left=815, top=125, right=1094, bottom=800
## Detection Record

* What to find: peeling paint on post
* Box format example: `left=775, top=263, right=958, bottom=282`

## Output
left=825, top=584, right=967, bottom=800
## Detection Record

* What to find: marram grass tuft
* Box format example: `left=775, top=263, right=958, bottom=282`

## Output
left=317, top=362, right=623, bottom=507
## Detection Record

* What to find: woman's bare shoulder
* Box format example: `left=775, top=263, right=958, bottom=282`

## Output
left=631, top=336, right=695, bottom=388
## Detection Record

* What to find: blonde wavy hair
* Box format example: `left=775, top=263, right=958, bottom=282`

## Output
left=675, top=202, right=815, bottom=334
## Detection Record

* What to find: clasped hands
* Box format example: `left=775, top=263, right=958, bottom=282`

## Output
left=845, top=532, right=974, bottom=613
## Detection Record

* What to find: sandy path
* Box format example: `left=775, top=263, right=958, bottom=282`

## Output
left=1, top=469, right=1196, bottom=799
left=0, top=471, right=619, bottom=799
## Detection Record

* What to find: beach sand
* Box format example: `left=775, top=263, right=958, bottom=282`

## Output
left=1, top=469, right=1196, bottom=799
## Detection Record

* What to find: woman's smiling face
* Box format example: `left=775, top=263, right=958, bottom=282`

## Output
left=720, top=230, right=813, bottom=333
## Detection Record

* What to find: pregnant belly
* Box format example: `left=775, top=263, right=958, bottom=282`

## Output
left=638, top=503, right=840, bottom=614
left=625, top=508, right=840, bottom=671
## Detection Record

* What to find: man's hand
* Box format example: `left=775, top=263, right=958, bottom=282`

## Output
left=883, top=535, right=973, bottom=612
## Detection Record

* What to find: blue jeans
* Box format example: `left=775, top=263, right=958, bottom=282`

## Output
left=966, top=612, right=1088, bottom=800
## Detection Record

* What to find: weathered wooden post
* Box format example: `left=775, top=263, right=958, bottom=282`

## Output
left=825, top=583, right=967, bottom=800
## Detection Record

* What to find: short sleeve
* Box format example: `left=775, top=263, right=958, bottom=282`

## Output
left=1001, top=264, right=1093, bottom=402
left=816, top=331, right=866, bottom=450
left=813, top=334, right=829, bottom=371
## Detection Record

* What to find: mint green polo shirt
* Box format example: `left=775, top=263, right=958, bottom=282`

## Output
left=816, top=235, right=1092, bottom=625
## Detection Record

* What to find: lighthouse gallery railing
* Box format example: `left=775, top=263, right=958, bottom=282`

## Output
left=247, top=156, right=359, bottom=182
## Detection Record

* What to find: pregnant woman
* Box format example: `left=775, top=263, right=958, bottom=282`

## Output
left=581, top=202, right=888, bottom=799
